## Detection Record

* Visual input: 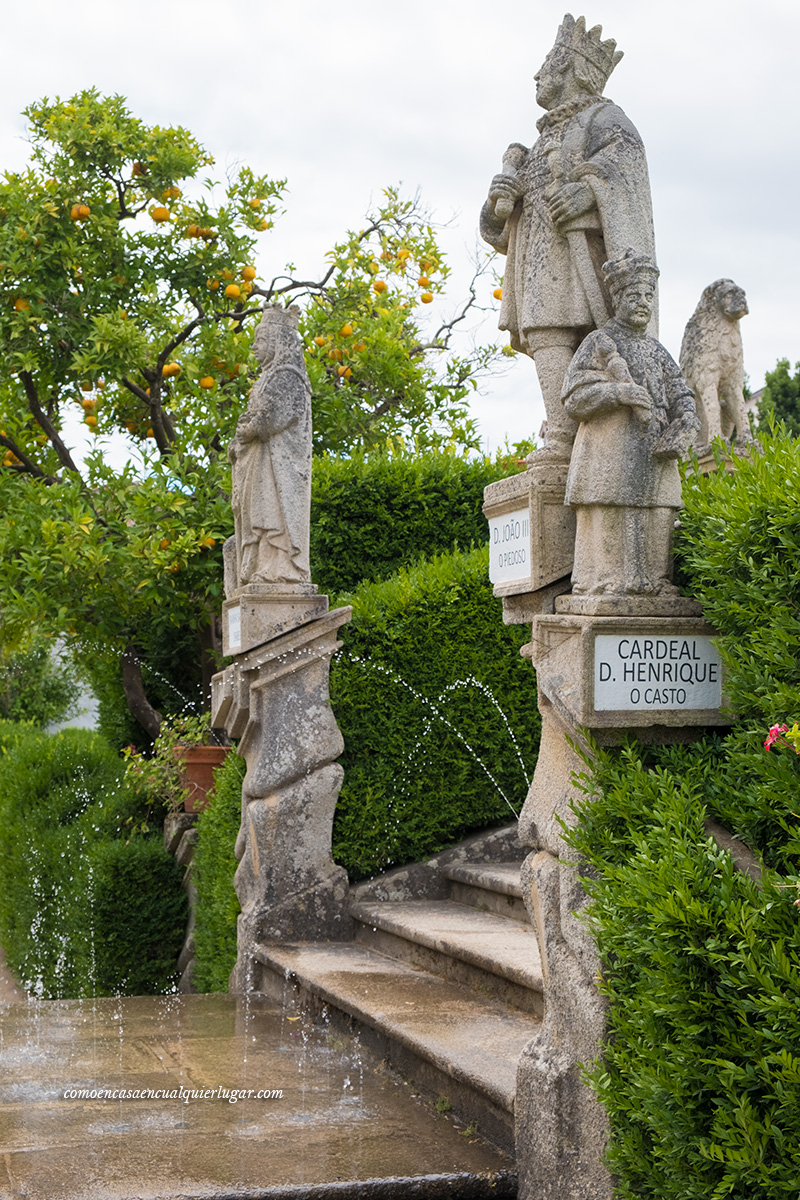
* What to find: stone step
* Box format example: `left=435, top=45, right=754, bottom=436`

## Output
left=443, top=861, right=528, bottom=923
left=350, top=899, right=543, bottom=1016
left=253, top=940, right=539, bottom=1154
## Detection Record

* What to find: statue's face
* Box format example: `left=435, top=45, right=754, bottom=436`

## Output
left=534, top=47, right=571, bottom=110
left=615, top=278, right=656, bottom=332
left=253, top=321, right=276, bottom=366
left=718, top=283, right=748, bottom=321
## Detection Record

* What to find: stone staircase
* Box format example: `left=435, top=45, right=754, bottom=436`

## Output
left=252, top=825, right=540, bottom=1153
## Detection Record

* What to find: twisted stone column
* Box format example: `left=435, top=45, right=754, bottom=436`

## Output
left=211, top=607, right=352, bottom=992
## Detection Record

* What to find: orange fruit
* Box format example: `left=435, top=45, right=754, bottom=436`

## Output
left=353, top=341, right=366, bottom=352
left=493, top=287, right=503, bottom=301
left=418, top=276, right=430, bottom=287
left=248, top=198, right=262, bottom=209
left=256, top=219, right=268, bottom=231
left=162, top=363, right=181, bottom=377
left=201, top=536, right=216, bottom=548
left=82, top=399, right=95, bottom=411
left=161, top=186, right=181, bottom=200
left=132, top=162, right=148, bottom=177
left=160, top=538, right=170, bottom=550
left=313, top=336, right=327, bottom=347
left=373, top=280, right=388, bottom=294
left=340, top=323, right=353, bottom=337
left=419, top=258, right=432, bottom=273
left=420, top=292, right=433, bottom=304
left=84, top=415, right=97, bottom=427
left=151, top=206, right=170, bottom=223
left=241, top=265, right=256, bottom=281
left=146, top=427, right=155, bottom=438
left=14, top=298, right=29, bottom=312
left=199, top=376, right=215, bottom=389
left=396, top=248, right=410, bottom=261
left=70, top=203, right=90, bottom=221
left=337, top=365, right=353, bottom=378
left=125, top=421, right=138, bottom=433
left=207, top=278, right=219, bottom=290
left=224, top=283, right=241, bottom=299
left=328, top=348, right=343, bottom=362
left=187, top=224, right=200, bottom=238
left=367, top=261, right=380, bottom=274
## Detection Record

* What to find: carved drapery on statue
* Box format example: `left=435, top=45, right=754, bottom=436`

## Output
left=479, top=14, right=656, bottom=459
left=562, top=249, right=699, bottom=599
left=228, top=305, right=311, bottom=591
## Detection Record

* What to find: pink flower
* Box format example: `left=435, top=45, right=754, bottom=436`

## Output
left=765, top=723, right=790, bottom=750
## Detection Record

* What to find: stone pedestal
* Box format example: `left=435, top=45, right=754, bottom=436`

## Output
left=211, top=607, right=353, bottom=991
left=483, top=456, right=576, bottom=616
left=514, top=602, right=733, bottom=1200
left=222, top=582, right=329, bottom=656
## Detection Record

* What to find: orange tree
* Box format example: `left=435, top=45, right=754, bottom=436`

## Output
left=0, top=91, right=500, bottom=742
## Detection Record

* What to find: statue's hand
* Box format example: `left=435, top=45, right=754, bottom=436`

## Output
left=546, top=181, right=595, bottom=229
left=652, top=419, right=694, bottom=460
left=235, top=412, right=258, bottom=443
left=488, top=173, right=523, bottom=222
left=620, top=384, right=652, bottom=424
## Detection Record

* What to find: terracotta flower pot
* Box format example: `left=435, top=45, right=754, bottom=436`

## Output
left=173, top=745, right=231, bottom=814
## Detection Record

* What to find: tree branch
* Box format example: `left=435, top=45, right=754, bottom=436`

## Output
left=0, top=433, right=50, bottom=480
left=19, top=372, right=82, bottom=475
left=121, top=647, right=163, bottom=742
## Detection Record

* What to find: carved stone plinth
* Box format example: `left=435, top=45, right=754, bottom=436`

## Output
left=222, top=583, right=329, bottom=656
left=483, top=457, right=576, bottom=605
left=513, top=607, right=734, bottom=1199
left=211, top=607, right=353, bottom=990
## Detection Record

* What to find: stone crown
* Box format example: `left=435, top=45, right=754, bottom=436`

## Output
left=260, top=304, right=300, bottom=330
left=602, top=248, right=660, bottom=296
left=555, top=13, right=623, bottom=79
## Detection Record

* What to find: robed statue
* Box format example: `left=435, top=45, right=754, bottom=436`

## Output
left=480, top=14, right=657, bottom=459
left=227, top=305, right=312, bottom=591
left=562, top=250, right=699, bottom=597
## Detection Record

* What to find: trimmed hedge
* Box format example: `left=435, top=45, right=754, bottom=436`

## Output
left=310, top=448, right=524, bottom=595
left=331, top=545, right=539, bottom=879
left=192, top=750, right=245, bottom=992
left=94, top=449, right=524, bottom=749
left=567, top=432, right=800, bottom=1198
left=0, top=726, right=186, bottom=997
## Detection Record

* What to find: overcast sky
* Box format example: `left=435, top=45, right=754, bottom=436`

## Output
left=0, top=0, right=797, bottom=453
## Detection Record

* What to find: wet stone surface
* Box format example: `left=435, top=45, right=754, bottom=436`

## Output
left=0, top=991, right=514, bottom=1199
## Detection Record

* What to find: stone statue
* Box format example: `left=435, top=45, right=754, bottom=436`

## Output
left=228, top=305, right=312, bottom=589
left=480, top=13, right=657, bottom=460
left=679, top=279, right=751, bottom=446
left=562, top=249, right=699, bottom=597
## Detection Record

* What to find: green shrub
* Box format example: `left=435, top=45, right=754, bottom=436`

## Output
left=82, top=622, right=208, bottom=753
left=91, top=448, right=525, bottom=750
left=192, top=750, right=245, bottom=992
left=331, top=545, right=539, bottom=879
left=0, top=727, right=186, bottom=997
left=568, top=431, right=800, bottom=1198
left=0, top=635, right=81, bottom=725
left=311, top=447, right=525, bottom=595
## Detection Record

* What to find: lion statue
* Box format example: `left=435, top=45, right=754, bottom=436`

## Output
left=679, top=279, right=751, bottom=446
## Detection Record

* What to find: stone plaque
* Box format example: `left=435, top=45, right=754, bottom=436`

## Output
left=594, top=633, right=722, bottom=712
left=488, top=507, right=530, bottom=584
left=228, top=605, right=242, bottom=653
